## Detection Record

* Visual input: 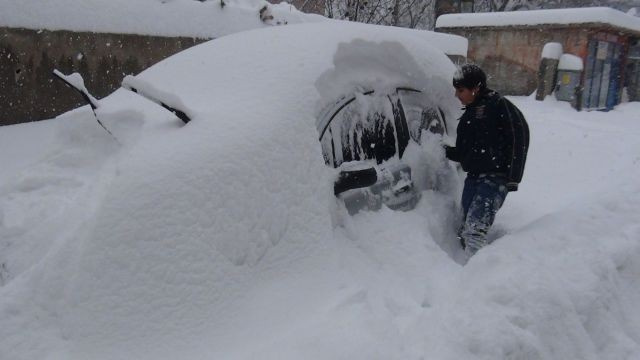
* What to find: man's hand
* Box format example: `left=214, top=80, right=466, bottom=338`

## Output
left=443, top=145, right=457, bottom=161
left=506, top=182, right=519, bottom=192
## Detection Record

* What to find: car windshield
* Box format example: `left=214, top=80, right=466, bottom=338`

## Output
left=320, top=91, right=409, bottom=168
left=319, top=88, right=445, bottom=168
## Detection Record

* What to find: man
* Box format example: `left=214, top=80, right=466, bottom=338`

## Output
left=444, top=64, right=529, bottom=261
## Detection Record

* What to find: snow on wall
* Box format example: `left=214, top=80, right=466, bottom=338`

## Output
left=0, top=0, right=325, bottom=38
left=436, top=7, right=640, bottom=34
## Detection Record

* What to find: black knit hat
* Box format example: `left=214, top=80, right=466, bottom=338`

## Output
left=453, top=64, right=487, bottom=90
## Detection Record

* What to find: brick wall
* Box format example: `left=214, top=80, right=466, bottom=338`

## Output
left=438, top=26, right=595, bottom=95
left=0, top=27, right=207, bottom=125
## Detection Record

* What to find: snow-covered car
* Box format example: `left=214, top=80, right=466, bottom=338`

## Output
left=104, top=22, right=465, bottom=216
left=6, top=18, right=640, bottom=360
left=1, top=21, right=466, bottom=359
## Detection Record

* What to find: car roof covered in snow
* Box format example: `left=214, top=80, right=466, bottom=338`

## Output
left=117, top=21, right=462, bottom=124
left=436, top=7, right=640, bottom=35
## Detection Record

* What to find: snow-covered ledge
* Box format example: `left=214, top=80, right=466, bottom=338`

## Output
left=0, top=0, right=324, bottom=38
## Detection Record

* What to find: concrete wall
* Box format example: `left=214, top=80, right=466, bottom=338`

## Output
left=438, top=26, right=595, bottom=95
left=1, top=27, right=207, bottom=125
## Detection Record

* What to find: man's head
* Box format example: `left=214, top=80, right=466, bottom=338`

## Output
left=453, top=64, right=487, bottom=106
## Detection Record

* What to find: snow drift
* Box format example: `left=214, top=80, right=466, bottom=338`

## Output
left=1, top=21, right=640, bottom=360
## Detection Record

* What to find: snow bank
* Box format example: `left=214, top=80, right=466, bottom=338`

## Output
left=0, top=120, right=58, bottom=185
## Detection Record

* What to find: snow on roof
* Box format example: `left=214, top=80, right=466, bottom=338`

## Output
left=436, top=7, right=640, bottom=34
left=0, top=0, right=326, bottom=38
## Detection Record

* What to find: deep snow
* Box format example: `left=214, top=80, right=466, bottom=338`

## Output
left=0, top=23, right=640, bottom=360
left=2, top=92, right=639, bottom=359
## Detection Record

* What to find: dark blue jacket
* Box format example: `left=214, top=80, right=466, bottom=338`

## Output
left=446, top=90, right=529, bottom=189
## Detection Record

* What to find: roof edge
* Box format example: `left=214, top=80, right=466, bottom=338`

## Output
left=436, top=22, right=640, bottom=38
left=435, top=7, right=640, bottom=36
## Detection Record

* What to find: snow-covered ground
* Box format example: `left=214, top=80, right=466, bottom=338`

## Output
left=1, top=23, right=640, bottom=360
left=3, top=95, right=639, bottom=360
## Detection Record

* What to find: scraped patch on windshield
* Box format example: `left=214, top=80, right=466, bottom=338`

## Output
left=315, top=40, right=429, bottom=110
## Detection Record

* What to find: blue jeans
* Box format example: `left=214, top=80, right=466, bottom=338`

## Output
left=459, top=174, right=508, bottom=258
